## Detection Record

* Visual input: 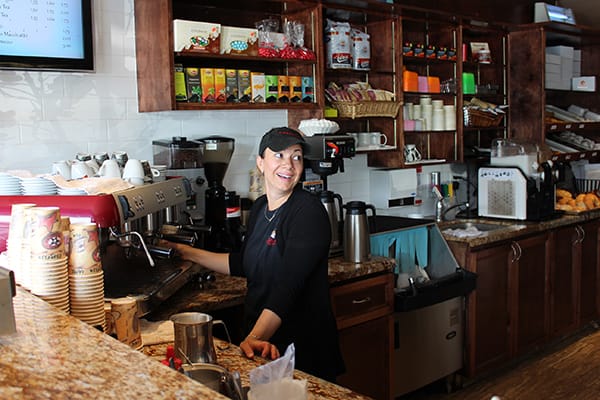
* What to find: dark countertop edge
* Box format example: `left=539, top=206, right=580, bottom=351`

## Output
left=440, top=210, right=600, bottom=248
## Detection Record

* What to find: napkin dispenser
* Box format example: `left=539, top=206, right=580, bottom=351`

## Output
left=0, top=266, right=17, bottom=335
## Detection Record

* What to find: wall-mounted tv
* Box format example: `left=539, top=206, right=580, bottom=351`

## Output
left=0, top=0, right=94, bottom=72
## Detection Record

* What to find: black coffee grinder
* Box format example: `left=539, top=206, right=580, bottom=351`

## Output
left=197, top=135, right=235, bottom=252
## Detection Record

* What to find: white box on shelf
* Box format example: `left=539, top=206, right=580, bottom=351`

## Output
left=545, top=63, right=560, bottom=74
left=572, top=76, right=596, bottom=92
left=220, top=26, right=258, bottom=56
left=545, top=53, right=561, bottom=65
left=173, top=19, right=221, bottom=53
left=546, top=45, right=575, bottom=58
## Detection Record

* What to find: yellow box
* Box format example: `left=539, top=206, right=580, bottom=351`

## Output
left=237, top=70, right=251, bottom=102
left=174, top=64, right=187, bottom=102
left=289, top=76, right=302, bottom=102
left=251, top=72, right=266, bottom=103
left=214, top=68, right=226, bottom=103
left=278, top=75, right=290, bottom=103
left=200, top=68, right=215, bottom=103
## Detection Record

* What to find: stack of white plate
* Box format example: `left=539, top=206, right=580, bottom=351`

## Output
left=57, top=187, right=88, bottom=195
left=29, top=256, right=70, bottom=313
left=20, top=176, right=57, bottom=195
left=0, top=173, right=22, bottom=195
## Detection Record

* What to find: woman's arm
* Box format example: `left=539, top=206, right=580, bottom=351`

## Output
left=163, top=242, right=231, bottom=275
left=239, top=308, right=282, bottom=360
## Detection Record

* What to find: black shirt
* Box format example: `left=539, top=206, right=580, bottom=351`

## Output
left=229, top=187, right=345, bottom=381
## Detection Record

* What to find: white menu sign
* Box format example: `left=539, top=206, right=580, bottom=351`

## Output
left=0, top=0, right=85, bottom=59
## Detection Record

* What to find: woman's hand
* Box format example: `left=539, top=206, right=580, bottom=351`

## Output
left=240, top=335, right=280, bottom=360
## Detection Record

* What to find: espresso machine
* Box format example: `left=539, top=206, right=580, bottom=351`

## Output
left=302, top=134, right=356, bottom=256
left=0, top=178, right=204, bottom=316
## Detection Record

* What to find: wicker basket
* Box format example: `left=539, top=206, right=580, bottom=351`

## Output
left=463, top=107, right=504, bottom=127
left=331, top=101, right=401, bottom=119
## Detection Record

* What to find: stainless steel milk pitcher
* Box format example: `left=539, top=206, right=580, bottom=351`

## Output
left=320, top=190, right=344, bottom=249
left=170, top=312, right=230, bottom=364
left=343, top=201, right=376, bottom=263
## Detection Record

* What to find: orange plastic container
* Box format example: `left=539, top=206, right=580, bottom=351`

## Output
left=427, top=76, right=441, bottom=93
left=403, top=70, right=418, bottom=92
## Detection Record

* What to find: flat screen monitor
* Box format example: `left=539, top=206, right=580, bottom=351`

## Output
left=0, top=0, right=94, bottom=72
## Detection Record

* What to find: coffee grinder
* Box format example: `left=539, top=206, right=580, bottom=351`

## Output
left=152, top=137, right=205, bottom=223
left=197, top=135, right=235, bottom=252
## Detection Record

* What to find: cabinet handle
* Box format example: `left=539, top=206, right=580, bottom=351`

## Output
left=576, top=225, right=585, bottom=244
left=510, top=241, right=522, bottom=262
left=352, top=296, right=372, bottom=305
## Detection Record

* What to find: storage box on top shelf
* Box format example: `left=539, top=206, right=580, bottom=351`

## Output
left=572, top=76, right=596, bottom=92
left=220, top=26, right=258, bottom=56
left=173, top=19, right=221, bottom=53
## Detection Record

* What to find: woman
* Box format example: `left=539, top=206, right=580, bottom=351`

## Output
left=164, top=127, right=345, bottom=382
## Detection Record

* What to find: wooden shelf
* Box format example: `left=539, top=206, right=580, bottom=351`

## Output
left=546, top=121, right=600, bottom=133
left=175, top=102, right=320, bottom=111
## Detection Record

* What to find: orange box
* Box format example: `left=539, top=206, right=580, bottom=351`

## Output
left=402, top=70, right=418, bottom=92
left=278, top=75, right=290, bottom=103
left=288, top=76, right=302, bottom=102
left=214, top=68, right=226, bottom=102
left=427, top=76, right=441, bottom=93
left=200, top=68, right=215, bottom=103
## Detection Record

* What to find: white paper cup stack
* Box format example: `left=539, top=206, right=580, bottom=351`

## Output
left=68, top=222, right=105, bottom=329
left=25, top=206, right=70, bottom=313
left=444, top=104, right=457, bottom=130
left=6, top=203, right=37, bottom=285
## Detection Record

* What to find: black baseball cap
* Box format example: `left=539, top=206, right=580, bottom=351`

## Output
left=258, top=127, right=306, bottom=156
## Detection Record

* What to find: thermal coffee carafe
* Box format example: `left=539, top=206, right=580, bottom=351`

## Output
left=319, top=190, right=343, bottom=255
left=343, top=201, right=376, bottom=263
left=198, top=136, right=235, bottom=252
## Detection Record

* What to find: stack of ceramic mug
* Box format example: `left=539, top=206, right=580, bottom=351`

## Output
left=68, top=222, right=105, bottom=330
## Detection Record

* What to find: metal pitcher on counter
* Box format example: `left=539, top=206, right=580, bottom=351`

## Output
left=319, top=190, right=344, bottom=251
left=170, top=312, right=230, bottom=364
left=343, top=201, right=376, bottom=263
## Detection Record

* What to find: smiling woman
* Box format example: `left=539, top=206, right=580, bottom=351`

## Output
left=162, top=127, right=345, bottom=382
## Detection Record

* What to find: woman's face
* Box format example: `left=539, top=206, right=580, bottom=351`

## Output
left=257, top=144, right=304, bottom=196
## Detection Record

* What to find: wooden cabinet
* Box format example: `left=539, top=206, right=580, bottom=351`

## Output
left=330, top=273, right=394, bottom=400
left=579, top=220, right=600, bottom=325
left=133, top=0, right=321, bottom=113
left=508, top=22, right=600, bottom=161
left=319, top=2, right=401, bottom=167
left=450, top=232, right=549, bottom=377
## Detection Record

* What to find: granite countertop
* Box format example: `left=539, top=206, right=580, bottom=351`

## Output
left=0, top=257, right=395, bottom=400
left=439, top=210, right=600, bottom=248
left=148, top=255, right=395, bottom=321
left=1, top=287, right=373, bottom=400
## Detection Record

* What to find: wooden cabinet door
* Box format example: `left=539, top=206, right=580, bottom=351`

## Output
left=579, top=221, right=600, bottom=325
left=337, top=315, right=392, bottom=400
left=549, top=225, right=579, bottom=338
left=465, top=243, right=511, bottom=377
left=511, top=233, right=549, bottom=356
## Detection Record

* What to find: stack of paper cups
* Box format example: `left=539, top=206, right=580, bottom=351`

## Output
left=432, top=108, right=445, bottom=131
left=6, top=203, right=37, bottom=285
left=444, top=104, right=457, bottom=130
left=422, top=104, right=433, bottom=130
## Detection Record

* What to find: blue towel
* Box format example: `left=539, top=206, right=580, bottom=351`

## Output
left=370, top=227, right=429, bottom=274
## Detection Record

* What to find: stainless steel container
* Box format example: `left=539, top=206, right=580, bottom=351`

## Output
left=343, top=201, right=376, bottom=263
left=171, top=312, right=221, bottom=364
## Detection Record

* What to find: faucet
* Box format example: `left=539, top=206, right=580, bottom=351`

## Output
left=432, top=186, right=470, bottom=222
left=441, top=202, right=470, bottom=221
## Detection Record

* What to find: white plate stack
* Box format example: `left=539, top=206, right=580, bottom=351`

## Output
left=0, top=173, right=22, bottom=195
left=20, top=176, right=58, bottom=195
left=23, top=207, right=70, bottom=313
left=68, top=222, right=105, bottom=330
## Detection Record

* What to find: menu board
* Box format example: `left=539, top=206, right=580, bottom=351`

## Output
left=0, top=0, right=85, bottom=59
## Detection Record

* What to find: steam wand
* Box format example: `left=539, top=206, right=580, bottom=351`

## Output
left=109, top=227, right=156, bottom=267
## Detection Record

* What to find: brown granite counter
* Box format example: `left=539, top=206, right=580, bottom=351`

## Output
left=147, top=255, right=395, bottom=321
left=1, top=288, right=372, bottom=400
left=439, top=210, right=600, bottom=248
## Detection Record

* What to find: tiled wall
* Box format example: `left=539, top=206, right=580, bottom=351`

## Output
left=0, top=0, right=459, bottom=211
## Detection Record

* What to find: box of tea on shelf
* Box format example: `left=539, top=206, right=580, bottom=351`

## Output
left=289, top=76, right=302, bottom=102
left=237, top=70, right=252, bottom=102
left=265, top=75, right=279, bottom=103
left=301, top=76, right=314, bottom=103
left=184, top=67, right=201, bottom=102
left=225, top=69, right=238, bottom=102
left=174, top=64, right=187, bottom=102
left=200, top=68, right=215, bottom=103
left=173, top=19, right=221, bottom=53
left=214, top=68, right=226, bottom=103
left=278, top=75, right=290, bottom=103
left=220, top=26, right=258, bottom=56
left=251, top=72, right=266, bottom=103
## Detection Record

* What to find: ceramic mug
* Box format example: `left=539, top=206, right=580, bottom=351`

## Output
left=370, top=132, right=387, bottom=147
left=122, top=159, right=145, bottom=186
left=404, top=144, right=422, bottom=163
left=52, top=160, right=72, bottom=180
left=98, top=159, right=121, bottom=178
left=357, top=132, right=371, bottom=148
left=70, top=160, right=95, bottom=179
